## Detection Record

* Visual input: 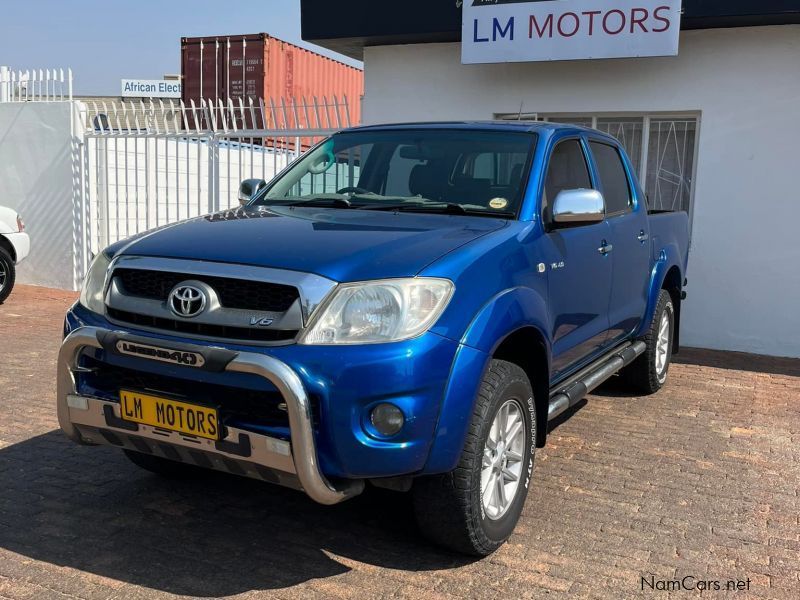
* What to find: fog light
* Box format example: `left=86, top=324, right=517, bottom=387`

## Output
left=370, top=403, right=405, bottom=437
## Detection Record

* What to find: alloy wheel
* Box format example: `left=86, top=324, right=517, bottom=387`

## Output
left=481, top=399, right=526, bottom=520
left=655, top=311, right=671, bottom=376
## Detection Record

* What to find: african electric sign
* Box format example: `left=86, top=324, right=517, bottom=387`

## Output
left=462, top=0, right=681, bottom=64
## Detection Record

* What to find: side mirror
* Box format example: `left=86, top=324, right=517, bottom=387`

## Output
left=552, top=189, right=605, bottom=225
left=238, top=179, right=268, bottom=206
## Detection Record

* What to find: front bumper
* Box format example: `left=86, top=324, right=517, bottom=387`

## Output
left=59, top=300, right=469, bottom=501
left=58, top=326, right=364, bottom=505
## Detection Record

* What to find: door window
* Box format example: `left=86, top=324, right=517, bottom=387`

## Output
left=589, top=142, right=632, bottom=215
left=543, top=140, right=592, bottom=223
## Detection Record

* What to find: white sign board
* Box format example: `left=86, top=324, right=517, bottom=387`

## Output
left=462, top=0, right=681, bottom=65
left=121, top=79, right=182, bottom=98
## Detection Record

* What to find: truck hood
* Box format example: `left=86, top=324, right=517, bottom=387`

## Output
left=115, top=206, right=507, bottom=282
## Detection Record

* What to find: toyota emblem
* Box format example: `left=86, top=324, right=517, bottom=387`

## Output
left=169, top=284, right=207, bottom=318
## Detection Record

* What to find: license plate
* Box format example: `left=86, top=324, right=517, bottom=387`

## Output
left=119, top=390, right=220, bottom=441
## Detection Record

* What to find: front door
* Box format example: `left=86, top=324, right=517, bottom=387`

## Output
left=540, top=138, right=613, bottom=380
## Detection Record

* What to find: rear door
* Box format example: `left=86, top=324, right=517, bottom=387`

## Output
left=541, top=138, right=613, bottom=379
left=587, top=140, right=650, bottom=343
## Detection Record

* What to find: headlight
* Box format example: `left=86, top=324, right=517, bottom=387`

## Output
left=300, top=278, right=454, bottom=345
left=79, top=251, right=112, bottom=314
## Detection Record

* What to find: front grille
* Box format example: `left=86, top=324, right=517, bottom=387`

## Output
left=107, top=308, right=298, bottom=343
left=116, top=268, right=299, bottom=312
left=77, top=354, right=321, bottom=435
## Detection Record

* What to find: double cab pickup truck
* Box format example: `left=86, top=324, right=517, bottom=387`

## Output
left=58, top=122, right=689, bottom=556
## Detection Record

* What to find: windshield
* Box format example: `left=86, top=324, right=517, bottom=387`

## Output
left=253, top=129, right=536, bottom=217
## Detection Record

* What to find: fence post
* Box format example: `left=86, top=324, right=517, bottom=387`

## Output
left=96, top=136, right=108, bottom=249
left=71, top=110, right=87, bottom=289
left=146, top=136, right=157, bottom=230
left=208, top=136, right=220, bottom=213
left=81, top=126, right=91, bottom=267
left=0, top=66, right=8, bottom=103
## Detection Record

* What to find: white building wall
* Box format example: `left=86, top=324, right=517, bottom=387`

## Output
left=362, top=26, right=800, bottom=358
left=0, top=102, right=78, bottom=290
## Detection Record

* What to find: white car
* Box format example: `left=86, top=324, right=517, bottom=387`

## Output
left=0, top=206, right=30, bottom=303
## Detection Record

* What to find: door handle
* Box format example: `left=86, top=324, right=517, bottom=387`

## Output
left=598, top=242, right=613, bottom=255
left=637, top=231, right=650, bottom=243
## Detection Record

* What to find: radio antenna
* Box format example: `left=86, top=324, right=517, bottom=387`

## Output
left=517, top=100, right=524, bottom=121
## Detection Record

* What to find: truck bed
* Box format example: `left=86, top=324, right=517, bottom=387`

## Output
left=649, top=211, right=690, bottom=274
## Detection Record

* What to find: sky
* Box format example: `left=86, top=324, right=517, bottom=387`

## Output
left=0, top=0, right=361, bottom=95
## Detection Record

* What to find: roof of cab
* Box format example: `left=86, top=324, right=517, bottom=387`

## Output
left=340, top=121, right=618, bottom=143
left=344, top=120, right=591, bottom=134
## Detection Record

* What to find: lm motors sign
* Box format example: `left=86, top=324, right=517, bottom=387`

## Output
left=462, top=0, right=681, bottom=64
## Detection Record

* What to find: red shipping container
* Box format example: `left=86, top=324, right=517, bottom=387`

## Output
left=181, top=33, right=363, bottom=127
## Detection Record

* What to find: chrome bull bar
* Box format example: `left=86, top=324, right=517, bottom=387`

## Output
left=57, top=326, right=364, bottom=505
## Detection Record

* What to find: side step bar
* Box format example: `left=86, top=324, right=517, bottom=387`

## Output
left=547, top=341, right=647, bottom=421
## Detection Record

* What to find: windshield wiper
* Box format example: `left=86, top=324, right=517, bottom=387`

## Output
left=356, top=201, right=431, bottom=211
left=405, top=204, right=516, bottom=218
left=283, top=197, right=352, bottom=209
left=404, top=203, right=468, bottom=215
left=359, top=202, right=514, bottom=219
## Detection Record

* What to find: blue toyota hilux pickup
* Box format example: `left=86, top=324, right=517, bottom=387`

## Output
left=59, top=122, right=689, bottom=555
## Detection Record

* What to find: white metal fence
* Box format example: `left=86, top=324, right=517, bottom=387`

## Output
left=0, top=66, right=73, bottom=102
left=82, top=96, right=350, bottom=252
left=0, top=65, right=351, bottom=289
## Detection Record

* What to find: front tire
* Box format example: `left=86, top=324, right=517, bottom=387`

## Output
left=622, top=290, right=675, bottom=394
left=0, top=247, right=16, bottom=304
left=412, top=360, right=536, bottom=556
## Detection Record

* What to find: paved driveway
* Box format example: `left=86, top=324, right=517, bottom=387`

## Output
left=0, top=285, right=798, bottom=599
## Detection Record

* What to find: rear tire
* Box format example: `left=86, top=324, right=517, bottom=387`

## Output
left=0, top=247, right=16, bottom=304
left=621, top=290, right=675, bottom=394
left=123, top=449, right=206, bottom=479
left=412, top=360, right=536, bottom=556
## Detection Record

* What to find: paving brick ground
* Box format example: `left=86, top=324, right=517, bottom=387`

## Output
left=0, top=284, right=798, bottom=599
